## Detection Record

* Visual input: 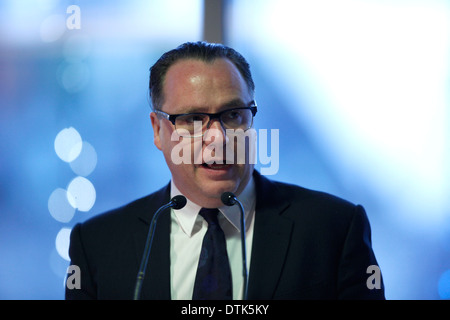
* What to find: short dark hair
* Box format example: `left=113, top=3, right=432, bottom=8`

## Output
left=149, top=41, right=255, bottom=110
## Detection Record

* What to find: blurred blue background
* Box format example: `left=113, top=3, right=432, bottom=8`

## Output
left=0, top=0, right=449, bottom=299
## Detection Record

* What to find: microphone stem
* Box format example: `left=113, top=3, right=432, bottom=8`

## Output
left=133, top=202, right=172, bottom=300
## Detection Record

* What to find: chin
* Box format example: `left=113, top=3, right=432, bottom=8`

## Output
left=201, top=187, right=233, bottom=203
left=207, top=179, right=239, bottom=195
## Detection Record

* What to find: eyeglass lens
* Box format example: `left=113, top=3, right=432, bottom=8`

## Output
left=175, top=109, right=253, bottom=136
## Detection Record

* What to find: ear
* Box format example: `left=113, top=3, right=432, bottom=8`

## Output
left=150, top=112, right=163, bottom=151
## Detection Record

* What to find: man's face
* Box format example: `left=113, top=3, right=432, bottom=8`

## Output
left=150, top=58, right=255, bottom=208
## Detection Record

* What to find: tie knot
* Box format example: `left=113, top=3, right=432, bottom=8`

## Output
left=199, top=208, right=219, bottom=226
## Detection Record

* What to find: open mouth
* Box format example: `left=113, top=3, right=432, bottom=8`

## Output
left=201, top=163, right=232, bottom=170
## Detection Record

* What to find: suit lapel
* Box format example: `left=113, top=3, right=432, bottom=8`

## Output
left=133, top=183, right=172, bottom=300
left=247, top=172, right=294, bottom=299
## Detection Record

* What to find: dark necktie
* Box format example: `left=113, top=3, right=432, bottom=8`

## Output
left=192, top=208, right=232, bottom=300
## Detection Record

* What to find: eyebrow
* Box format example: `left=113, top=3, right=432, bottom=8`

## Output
left=184, top=99, right=255, bottom=113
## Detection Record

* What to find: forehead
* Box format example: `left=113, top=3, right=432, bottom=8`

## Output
left=161, top=58, right=252, bottom=112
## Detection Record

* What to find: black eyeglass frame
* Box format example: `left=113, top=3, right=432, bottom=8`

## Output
left=154, top=103, right=258, bottom=130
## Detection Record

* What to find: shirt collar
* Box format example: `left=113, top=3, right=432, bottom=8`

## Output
left=170, top=176, right=256, bottom=237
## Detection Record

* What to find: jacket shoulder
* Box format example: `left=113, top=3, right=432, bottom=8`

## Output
left=273, top=179, right=356, bottom=208
left=255, top=171, right=357, bottom=211
left=254, top=172, right=364, bottom=233
left=76, top=184, right=170, bottom=236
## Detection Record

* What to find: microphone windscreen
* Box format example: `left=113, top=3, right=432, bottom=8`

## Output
left=221, top=192, right=236, bottom=206
left=171, top=195, right=187, bottom=210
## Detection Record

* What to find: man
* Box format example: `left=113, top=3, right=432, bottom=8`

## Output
left=65, top=41, right=385, bottom=300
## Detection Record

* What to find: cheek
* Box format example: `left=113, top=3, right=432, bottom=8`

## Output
left=164, top=134, right=200, bottom=165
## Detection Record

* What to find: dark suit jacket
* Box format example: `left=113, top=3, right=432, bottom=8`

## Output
left=65, top=171, right=385, bottom=300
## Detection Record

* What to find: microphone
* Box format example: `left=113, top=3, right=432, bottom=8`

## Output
left=221, top=191, right=248, bottom=300
left=133, top=195, right=187, bottom=300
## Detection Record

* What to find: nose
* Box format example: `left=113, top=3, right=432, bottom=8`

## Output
left=204, top=118, right=229, bottom=144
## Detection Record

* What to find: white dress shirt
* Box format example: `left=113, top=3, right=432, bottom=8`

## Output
left=169, top=177, right=256, bottom=300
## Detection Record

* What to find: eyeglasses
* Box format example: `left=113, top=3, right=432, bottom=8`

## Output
left=155, top=102, right=257, bottom=138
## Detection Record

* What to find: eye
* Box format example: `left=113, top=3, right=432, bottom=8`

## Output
left=178, top=114, right=207, bottom=125
left=224, top=109, right=243, bottom=121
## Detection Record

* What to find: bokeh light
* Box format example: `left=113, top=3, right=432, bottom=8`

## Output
left=54, top=127, right=82, bottom=163
left=48, top=188, right=76, bottom=223
left=55, top=228, right=71, bottom=261
left=66, top=176, right=96, bottom=212
left=39, top=14, right=65, bottom=43
left=57, top=61, right=91, bottom=93
left=69, top=141, right=97, bottom=177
